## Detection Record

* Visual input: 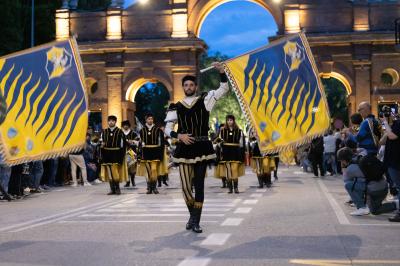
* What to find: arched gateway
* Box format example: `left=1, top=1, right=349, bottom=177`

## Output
left=56, top=0, right=400, bottom=128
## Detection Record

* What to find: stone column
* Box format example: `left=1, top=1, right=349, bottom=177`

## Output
left=354, top=62, right=371, bottom=110
left=106, top=69, right=123, bottom=125
left=353, top=0, right=370, bottom=31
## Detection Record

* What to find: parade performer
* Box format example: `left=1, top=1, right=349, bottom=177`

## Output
left=249, top=131, right=275, bottom=188
left=121, top=120, right=138, bottom=188
left=157, top=131, right=170, bottom=187
left=164, top=62, right=228, bottom=233
left=100, top=115, right=128, bottom=195
left=215, top=115, right=245, bottom=194
left=137, top=114, right=164, bottom=194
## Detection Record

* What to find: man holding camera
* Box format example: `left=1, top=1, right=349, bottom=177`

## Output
left=380, top=111, right=400, bottom=222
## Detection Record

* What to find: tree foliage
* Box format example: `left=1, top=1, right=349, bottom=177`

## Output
left=199, top=52, right=247, bottom=132
left=134, top=82, right=170, bottom=126
left=321, top=77, right=349, bottom=126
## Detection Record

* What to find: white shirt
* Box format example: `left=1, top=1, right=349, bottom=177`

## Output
left=164, top=81, right=229, bottom=137
left=323, top=135, right=337, bottom=153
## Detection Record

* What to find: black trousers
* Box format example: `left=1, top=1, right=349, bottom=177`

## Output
left=311, top=153, right=324, bottom=177
left=178, top=161, right=207, bottom=208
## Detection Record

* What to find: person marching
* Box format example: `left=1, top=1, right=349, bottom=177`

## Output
left=164, top=62, right=228, bottom=233
left=249, top=130, right=275, bottom=188
left=121, top=120, right=139, bottom=188
left=100, top=115, right=128, bottom=195
left=157, top=126, right=170, bottom=188
left=215, top=115, right=245, bottom=194
left=137, top=114, right=164, bottom=194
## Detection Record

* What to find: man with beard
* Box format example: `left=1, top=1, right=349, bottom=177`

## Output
left=164, top=62, right=228, bottom=233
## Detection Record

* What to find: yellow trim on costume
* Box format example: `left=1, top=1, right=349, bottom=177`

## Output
left=223, top=143, right=240, bottom=146
left=144, top=145, right=160, bottom=148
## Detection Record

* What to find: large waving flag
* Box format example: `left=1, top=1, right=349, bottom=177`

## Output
left=0, top=38, right=88, bottom=165
left=224, top=33, right=330, bottom=154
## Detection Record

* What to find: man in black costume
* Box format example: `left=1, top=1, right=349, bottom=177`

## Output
left=164, top=62, right=228, bottom=233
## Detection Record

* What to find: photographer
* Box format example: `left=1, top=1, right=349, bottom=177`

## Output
left=380, top=109, right=400, bottom=222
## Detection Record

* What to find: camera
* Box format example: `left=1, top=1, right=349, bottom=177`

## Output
left=379, top=105, right=392, bottom=118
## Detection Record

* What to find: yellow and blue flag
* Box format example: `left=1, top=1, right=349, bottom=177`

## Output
left=0, top=38, right=88, bottom=165
left=224, top=33, right=330, bottom=154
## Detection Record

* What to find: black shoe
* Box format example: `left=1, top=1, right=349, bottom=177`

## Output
left=266, top=183, right=272, bottom=188
left=162, top=175, right=169, bottom=186
left=221, top=178, right=227, bottom=188
left=146, top=182, right=152, bottom=194
left=257, top=176, right=263, bottom=188
left=192, top=224, right=203, bottom=233
left=115, top=189, right=121, bottom=195
left=107, top=191, right=116, bottom=195
left=186, top=216, right=194, bottom=230
left=124, top=182, right=130, bottom=188
left=153, top=182, right=159, bottom=194
left=227, top=180, right=233, bottom=193
left=158, top=179, right=162, bottom=187
left=234, top=188, right=239, bottom=194
left=388, top=213, right=400, bottom=222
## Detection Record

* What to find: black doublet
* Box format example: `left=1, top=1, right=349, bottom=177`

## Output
left=139, top=126, right=163, bottom=161
left=219, top=128, right=245, bottom=162
left=170, top=93, right=216, bottom=163
left=101, top=127, right=125, bottom=164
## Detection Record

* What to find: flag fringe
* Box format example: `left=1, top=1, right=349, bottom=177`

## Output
left=0, top=141, right=85, bottom=166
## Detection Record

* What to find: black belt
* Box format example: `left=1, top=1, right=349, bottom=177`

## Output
left=194, top=136, right=209, bottom=141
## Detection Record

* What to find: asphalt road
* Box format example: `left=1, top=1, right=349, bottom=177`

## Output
left=1, top=166, right=399, bottom=266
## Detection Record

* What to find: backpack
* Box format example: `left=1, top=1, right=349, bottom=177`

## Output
left=358, top=154, right=385, bottom=182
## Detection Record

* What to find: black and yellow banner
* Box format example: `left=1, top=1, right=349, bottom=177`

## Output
left=224, top=33, right=330, bottom=154
left=0, top=38, right=88, bottom=165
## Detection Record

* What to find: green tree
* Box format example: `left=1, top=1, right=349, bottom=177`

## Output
left=134, top=82, right=170, bottom=126
left=199, top=52, right=247, bottom=131
left=321, top=77, right=349, bottom=126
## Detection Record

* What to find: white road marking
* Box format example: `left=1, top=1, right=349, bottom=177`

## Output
left=200, top=233, right=231, bottom=246
left=293, top=171, right=307, bottom=175
left=80, top=213, right=225, bottom=217
left=95, top=208, right=231, bottom=213
left=250, top=193, right=263, bottom=198
left=255, top=189, right=267, bottom=193
left=178, top=258, right=211, bottom=266
left=243, top=200, right=258, bottom=205
left=234, top=207, right=252, bottom=214
left=58, top=220, right=219, bottom=224
left=221, top=218, right=243, bottom=226
left=317, top=179, right=350, bottom=225
left=0, top=195, right=138, bottom=233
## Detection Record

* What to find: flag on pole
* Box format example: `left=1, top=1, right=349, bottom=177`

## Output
left=0, top=38, right=88, bottom=165
left=224, top=33, right=330, bottom=154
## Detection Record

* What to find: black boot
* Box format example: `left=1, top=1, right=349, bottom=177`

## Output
left=264, top=174, right=272, bottom=188
left=227, top=180, right=233, bottom=194
left=158, top=177, right=162, bottom=187
left=131, top=174, right=136, bottom=187
left=124, top=181, right=130, bottom=188
left=162, top=175, right=169, bottom=186
left=192, top=206, right=203, bottom=233
left=107, top=181, right=116, bottom=195
left=221, top=177, right=227, bottom=188
left=153, top=182, right=159, bottom=194
left=234, top=180, right=239, bottom=194
left=257, top=175, right=263, bottom=188
left=146, top=182, right=152, bottom=194
left=186, top=205, right=194, bottom=230
left=115, top=182, right=121, bottom=195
